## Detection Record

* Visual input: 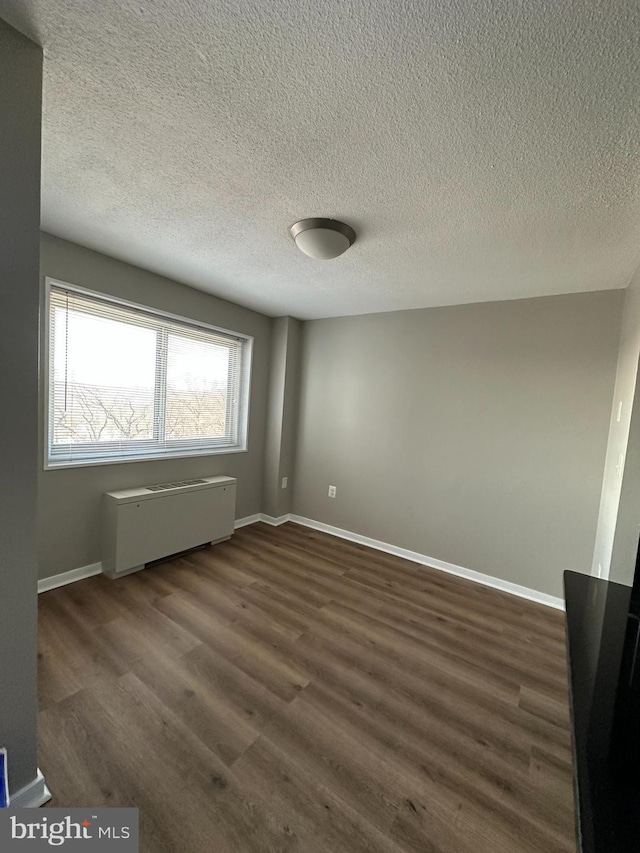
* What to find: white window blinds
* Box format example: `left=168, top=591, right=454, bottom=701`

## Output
left=47, top=283, right=251, bottom=467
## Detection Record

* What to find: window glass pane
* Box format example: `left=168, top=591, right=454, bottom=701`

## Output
left=165, top=332, right=231, bottom=441
left=47, top=282, right=250, bottom=467
left=52, top=307, right=157, bottom=445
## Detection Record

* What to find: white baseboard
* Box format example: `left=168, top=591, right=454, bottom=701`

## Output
left=235, top=514, right=262, bottom=529
left=38, top=563, right=102, bottom=594
left=286, top=514, right=565, bottom=611
left=10, top=769, right=51, bottom=807
left=236, top=513, right=291, bottom=527
left=259, top=514, right=291, bottom=527
left=37, top=514, right=565, bottom=610
left=236, top=514, right=290, bottom=528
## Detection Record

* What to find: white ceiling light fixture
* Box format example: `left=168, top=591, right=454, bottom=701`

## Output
left=290, top=218, right=356, bottom=260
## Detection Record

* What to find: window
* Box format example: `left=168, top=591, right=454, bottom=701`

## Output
left=45, top=280, right=252, bottom=468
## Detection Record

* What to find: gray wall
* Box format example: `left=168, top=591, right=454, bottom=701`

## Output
left=293, top=291, right=623, bottom=599
left=592, top=263, right=640, bottom=582
left=263, top=317, right=288, bottom=518
left=263, top=317, right=301, bottom=518
left=279, top=318, right=302, bottom=515
left=39, top=233, right=272, bottom=580
left=607, top=260, right=640, bottom=586
left=0, top=21, right=42, bottom=796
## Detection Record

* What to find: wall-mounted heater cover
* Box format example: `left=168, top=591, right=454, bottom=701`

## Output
left=102, top=475, right=237, bottom=578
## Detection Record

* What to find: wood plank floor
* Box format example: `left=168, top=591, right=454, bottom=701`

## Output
left=38, top=522, right=575, bottom=853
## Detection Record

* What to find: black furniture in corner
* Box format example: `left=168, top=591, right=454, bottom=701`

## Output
left=564, top=570, right=640, bottom=852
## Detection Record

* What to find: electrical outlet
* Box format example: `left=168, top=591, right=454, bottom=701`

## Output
left=328, top=485, right=337, bottom=498
left=281, top=477, right=288, bottom=489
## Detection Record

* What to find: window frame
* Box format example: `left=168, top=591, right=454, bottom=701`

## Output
left=43, top=277, right=253, bottom=470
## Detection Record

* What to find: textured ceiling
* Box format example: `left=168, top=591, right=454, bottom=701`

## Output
left=1, top=0, right=639, bottom=319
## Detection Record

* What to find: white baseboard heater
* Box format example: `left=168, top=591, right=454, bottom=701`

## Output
left=102, top=475, right=237, bottom=578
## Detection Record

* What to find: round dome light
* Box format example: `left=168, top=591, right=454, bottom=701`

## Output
left=290, top=218, right=356, bottom=260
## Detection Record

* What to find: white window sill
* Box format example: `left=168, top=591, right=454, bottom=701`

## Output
left=44, top=444, right=248, bottom=471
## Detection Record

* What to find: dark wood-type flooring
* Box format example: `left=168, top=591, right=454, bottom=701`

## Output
left=38, top=522, right=575, bottom=852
